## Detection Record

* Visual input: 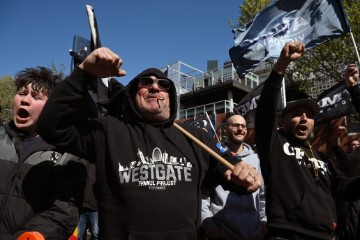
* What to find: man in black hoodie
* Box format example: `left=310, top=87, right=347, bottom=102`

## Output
left=36, top=47, right=262, bottom=240
left=255, top=42, right=360, bottom=240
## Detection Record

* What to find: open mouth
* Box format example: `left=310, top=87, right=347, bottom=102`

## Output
left=146, top=94, right=159, bottom=99
left=296, top=124, right=308, bottom=135
left=298, top=125, right=307, bottom=131
left=17, top=108, right=30, bottom=119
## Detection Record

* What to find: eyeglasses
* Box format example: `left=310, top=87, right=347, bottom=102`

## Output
left=138, top=77, right=171, bottom=90
left=228, top=123, right=247, bottom=129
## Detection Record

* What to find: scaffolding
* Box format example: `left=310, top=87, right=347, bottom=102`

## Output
left=161, top=61, right=269, bottom=119
left=161, top=61, right=204, bottom=119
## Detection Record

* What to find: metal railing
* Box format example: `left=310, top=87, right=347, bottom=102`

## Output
left=161, top=61, right=272, bottom=119
left=179, top=100, right=235, bottom=119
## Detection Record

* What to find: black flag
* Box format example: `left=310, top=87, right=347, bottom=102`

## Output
left=316, top=81, right=354, bottom=124
left=233, top=82, right=284, bottom=128
left=229, top=0, right=350, bottom=78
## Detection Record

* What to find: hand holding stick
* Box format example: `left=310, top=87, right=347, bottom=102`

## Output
left=173, top=122, right=262, bottom=192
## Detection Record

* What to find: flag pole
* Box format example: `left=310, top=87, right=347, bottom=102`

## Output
left=281, top=77, right=287, bottom=107
left=173, top=122, right=234, bottom=171
left=205, top=112, right=221, bottom=144
left=349, top=31, right=360, bottom=64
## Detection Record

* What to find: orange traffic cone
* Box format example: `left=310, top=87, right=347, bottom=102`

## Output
left=17, top=232, right=45, bottom=240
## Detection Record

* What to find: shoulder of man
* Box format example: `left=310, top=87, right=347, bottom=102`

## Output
left=53, top=152, right=83, bottom=166
left=0, top=124, right=18, bottom=160
left=29, top=149, right=83, bottom=166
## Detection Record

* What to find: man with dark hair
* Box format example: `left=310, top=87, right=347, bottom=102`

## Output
left=0, top=67, right=87, bottom=239
left=255, top=42, right=360, bottom=240
left=36, top=47, right=262, bottom=239
left=349, top=139, right=360, bottom=152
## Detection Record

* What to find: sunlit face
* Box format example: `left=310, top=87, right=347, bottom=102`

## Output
left=281, top=105, right=315, bottom=142
left=12, top=83, right=48, bottom=138
left=225, top=115, right=248, bottom=145
left=135, top=75, right=171, bottom=122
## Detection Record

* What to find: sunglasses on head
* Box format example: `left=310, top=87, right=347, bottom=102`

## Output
left=138, top=77, right=171, bottom=90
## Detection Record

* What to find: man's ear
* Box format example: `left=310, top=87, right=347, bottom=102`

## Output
left=278, top=118, right=285, bottom=129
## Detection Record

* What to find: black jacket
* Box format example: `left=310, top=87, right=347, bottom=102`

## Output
left=332, top=84, right=360, bottom=240
left=0, top=122, right=86, bottom=240
left=80, top=160, right=98, bottom=212
left=255, top=71, right=360, bottom=239
left=37, top=67, right=238, bottom=240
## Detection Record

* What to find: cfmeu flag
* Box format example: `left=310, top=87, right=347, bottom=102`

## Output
left=229, top=0, right=350, bottom=78
left=233, top=83, right=264, bottom=128
left=316, top=81, right=354, bottom=124
left=233, top=82, right=284, bottom=128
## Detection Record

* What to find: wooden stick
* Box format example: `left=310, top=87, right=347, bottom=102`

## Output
left=173, top=122, right=234, bottom=171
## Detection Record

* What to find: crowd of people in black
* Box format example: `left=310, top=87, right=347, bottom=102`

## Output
left=1, top=41, right=360, bottom=240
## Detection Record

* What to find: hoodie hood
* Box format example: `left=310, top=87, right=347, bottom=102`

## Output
left=124, top=68, right=177, bottom=127
left=221, top=142, right=255, bottom=165
left=236, top=143, right=255, bottom=158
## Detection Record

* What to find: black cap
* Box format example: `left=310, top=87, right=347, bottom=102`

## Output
left=281, top=99, right=320, bottom=117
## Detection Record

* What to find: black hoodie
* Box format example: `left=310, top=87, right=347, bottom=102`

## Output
left=37, top=67, right=236, bottom=240
left=255, top=71, right=360, bottom=239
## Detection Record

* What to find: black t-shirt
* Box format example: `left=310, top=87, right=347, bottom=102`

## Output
left=21, top=136, right=42, bottom=160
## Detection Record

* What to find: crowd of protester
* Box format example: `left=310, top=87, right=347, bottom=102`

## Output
left=2, top=41, right=360, bottom=240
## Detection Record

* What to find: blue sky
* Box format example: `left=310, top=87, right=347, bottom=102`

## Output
left=0, top=0, right=243, bottom=85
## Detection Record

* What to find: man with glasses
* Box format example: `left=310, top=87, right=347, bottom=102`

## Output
left=36, top=47, right=262, bottom=239
left=200, top=114, right=267, bottom=240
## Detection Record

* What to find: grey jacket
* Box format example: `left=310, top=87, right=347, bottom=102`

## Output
left=200, top=143, right=266, bottom=240
left=0, top=123, right=86, bottom=240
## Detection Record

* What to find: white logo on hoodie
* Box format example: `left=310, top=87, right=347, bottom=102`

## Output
left=118, top=147, right=193, bottom=190
left=283, top=142, right=328, bottom=175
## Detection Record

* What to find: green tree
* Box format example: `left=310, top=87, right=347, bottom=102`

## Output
left=49, top=60, right=67, bottom=80
left=0, top=75, right=16, bottom=123
left=238, top=0, right=271, bottom=26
